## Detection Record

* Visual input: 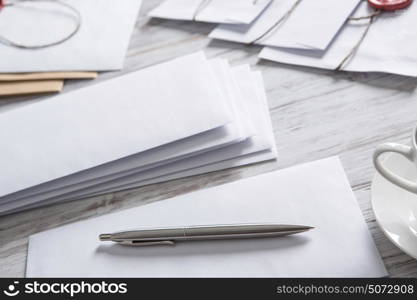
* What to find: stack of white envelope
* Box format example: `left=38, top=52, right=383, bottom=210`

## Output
left=210, top=0, right=361, bottom=50
left=259, top=2, right=417, bottom=77
left=151, top=0, right=417, bottom=77
left=150, top=0, right=361, bottom=50
left=0, top=52, right=277, bottom=215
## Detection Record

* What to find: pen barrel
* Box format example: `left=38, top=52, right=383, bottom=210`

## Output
left=184, top=224, right=307, bottom=240
left=110, top=228, right=187, bottom=242
left=108, top=224, right=311, bottom=243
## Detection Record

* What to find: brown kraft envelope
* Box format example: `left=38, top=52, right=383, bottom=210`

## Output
left=0, top=80, right=64, bottom=97
left=0, top=72, right=97, bottom=81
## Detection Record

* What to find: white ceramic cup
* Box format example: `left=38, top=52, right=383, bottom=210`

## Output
left=373, top=126, right=417, bottom=194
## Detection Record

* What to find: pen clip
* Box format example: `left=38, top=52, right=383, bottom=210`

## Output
left=117, top=240, right=175, bottom=247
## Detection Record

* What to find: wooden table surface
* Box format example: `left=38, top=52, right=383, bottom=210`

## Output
left=1, top=0, right=417, bottom=277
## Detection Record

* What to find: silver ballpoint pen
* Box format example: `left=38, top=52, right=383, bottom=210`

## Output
left=99, top=224, right=314, bottom=246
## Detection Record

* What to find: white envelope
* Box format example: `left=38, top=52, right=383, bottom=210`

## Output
left=26, top=157, right=387, bottom=277
left=259, top=2, right=417, bottom=76
left=1, top=66, right=276, bottom=214
left=0, top=52, right=234, bottom=199
left=210, top=0, right=360, bottom=50
left=0, top=58, right=250, bottom=206
left=148, top=0, right=271, bottom=24
left=0, top=0, right=141, bottom=72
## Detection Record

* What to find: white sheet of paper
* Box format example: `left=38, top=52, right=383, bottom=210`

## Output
left=0, top=52, right=234, bottom=199
left=148, top=0, right=271, bottom=24
left=210, top=0, right=360, bottom=50
left=0, top=0, right=141, bottom=72
left=26, top=157, right=387, bottom=277
left=259, top=2, right=417, bottom=76
left=0, top=58, right=250, bottom=206
left=1, top=67, right=276, bottom=214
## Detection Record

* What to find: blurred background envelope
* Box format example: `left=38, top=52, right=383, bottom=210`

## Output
left=210, top=0, right=361, bottom=50
left=0, top=80, right=63, bottom=97
left=0, top=72, right=97, bottom=81
left=0, top=0, right=142, bottom=72
left=259, top=1, right=417, bottom=76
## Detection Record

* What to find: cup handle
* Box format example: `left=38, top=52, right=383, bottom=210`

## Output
left=373, top=143, right=417, bottom=193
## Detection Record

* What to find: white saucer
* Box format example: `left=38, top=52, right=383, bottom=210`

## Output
left=372, top=153, right=417, bottom=259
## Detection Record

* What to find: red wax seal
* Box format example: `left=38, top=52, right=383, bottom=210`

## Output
left=368, top=0, right=413, bottom=11
left=0, top=0, right=4, bottom=9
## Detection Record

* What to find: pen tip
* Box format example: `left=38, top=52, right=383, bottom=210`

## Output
left=295, top=225, right=314, bottom=232
left=99, top=234, right=112, bottom=241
